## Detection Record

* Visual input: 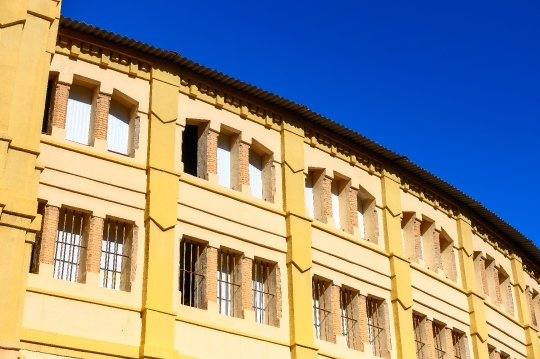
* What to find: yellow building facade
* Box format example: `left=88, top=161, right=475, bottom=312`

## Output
left=2, top=2, right=540, bottom=359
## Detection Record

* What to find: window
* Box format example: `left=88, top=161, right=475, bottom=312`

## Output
left=179, top=238, right=206, bottom=308
left=41, top=78, right=54, bottom=134
left=357, top=196, right=365, bottom=238
left=66, top=84, right=93, bottom=145
left=312, top=277, right=333, bottom=341
left=528, top=289, right=539, bottom=327
left=413, top=314, right=428, bottom=359
left=452, top=330, right=466, bottom=359
left=356, top=190, right=378, bottom=242
left=305, top=171, right=315, bottom=218
left=100, top=218, right=132, bottom=291
left=217, top=132, right=232, bottom=188
left=217, top=249, right=242, bottom=317
left=29, top=202, right=46, bottom=273
left=182, top=124, right=199, bottom=176
left=488, top=345, right=496, bottom=359
left=107, top=99, right=130, bottom=155
left=367, top=296, right=387, bottom=357
left=249, top=149, right=263, bottom=199
left=53, top=209, right=87, bottom=282
left=340, top=288, right=359, bottom=350
left=420, top=220, right=435, bottom=269
left=252, top=259, right=278, bottom=325
left=432, top=322, right=446, bottom=359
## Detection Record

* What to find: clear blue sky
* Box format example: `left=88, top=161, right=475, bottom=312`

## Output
left=63, top=1, right=540, bottom=245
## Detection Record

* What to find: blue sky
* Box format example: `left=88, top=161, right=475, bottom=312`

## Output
left=63, top=1, right=540, bottom=244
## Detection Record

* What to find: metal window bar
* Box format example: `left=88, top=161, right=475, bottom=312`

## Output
left=252, top=259, right=275, bottom=325
left=217, top=249, right=240, bottom=316
left=413, top=315, right=427, bottom=359
left=100, top=218, right=130, bottom=290
left=432, top=323, right=446, bottom=359
left=340, top=288, right=358, bottom=349
left=452, top=331, right=463, bottom=359
left=367, top=296, right=385, bottom=356
left=53, top=209, right=86, bottom=282
left=179, top=239, right=205, bottom=308
left=312, top=277, right=332, bottom=341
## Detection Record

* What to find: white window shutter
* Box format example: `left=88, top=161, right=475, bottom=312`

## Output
left=217, top=133, right=231, bottom=188
left=357, top=199, right=365, bottom=239
left=249, top=150, right=263, bottom=199
left=107, top=99, right=130, bottom=155
left=305, top=173, right=314, bottom=218
left=331, top=181, right=340, bottom=229
left=65, top=84, right=92, bottom=145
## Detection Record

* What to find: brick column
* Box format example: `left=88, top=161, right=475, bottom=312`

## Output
left=86, top=216, right=104, bottom=274
left=241, top=257, right=253, bottom=314
left=529, top=293, right=537, bottom=326
left=425, top=319, right=436, bottom=359
left=331, top=285, right=341, bottom=342
left=94, top=93, right=111, bottom=140
left=381, top=301, right=391, bottom=359
left=445, top=328, right=455, bottom=359
left=39, top=205, right=60, bottom=266
left=323, top=176, right=332, bottom=219
left=275, top=265, right=282, bottom=327
left=358, top=294, right=369, bottom=350
left=433, top=231, right=443, bottom=270
left=206, top=247, right=218, bottom=304
left=51, top=83, right=70, bottom=129
left=414, top=219, right=423, bottom=261
left=206, top=130, right=218, bottom=176
left=494, top=270, right=503, bottom=305
left=239, top=142, right=250, bottom=187
left=480, top=258, right=489, bottom=295
left=349, top=188, right=359, bottom=229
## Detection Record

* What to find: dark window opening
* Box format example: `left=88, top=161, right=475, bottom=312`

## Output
left=182, top=124, right=198, bottom=176
left=42, top=79, right=54, bottom=134
left=29, top=202, right=46, bottom=273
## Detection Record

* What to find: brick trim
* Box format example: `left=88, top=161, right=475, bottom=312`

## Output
left=425, top=319, right=435, bottom=359
left=275, top=264, right=282, bottom=327
left=358, top=294, right=369, bottom=349
left=86, top=216, right=104, bottom=274
left=206, top=130, right=218, bottom=176
left=94, top=93, right=111, bottom=140
left=39, top=205, right=60, bottom=265
left=433, top=231, right=443, bottom=270
left=130, top=226, right=138, bottom=283
left=494, top=269, right=503, bottom=304
left=331, top=285, right=342, bottom=341
left=239, top=142, right=250, bottom=186
left=381, top=300, right=391, bottom=359
left=506, top=284, right=515, bottom=316
left=445, top=328, right=455, bottom=359
left=206, top=247, right=218, bottom=304
left=349, top=188, right=359, bottom=229
left=241, top=257, right=253, bottom=313
left=51, top=83, right=70, bottom=129
left=323, top=176, right=333, bottom=218
left=480, top=258, right=489, bottom=295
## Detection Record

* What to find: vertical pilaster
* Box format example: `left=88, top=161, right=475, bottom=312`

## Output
left=456, top=213, right=489, bottom=359
left=0, top=1, right=61, bottom=358
left=358, top=294, right=369, bottom=351
left=86, top=216, right=104, bottom=274
left=94, top=92, right=111, bottom=140
left=510, top=253, right=540, bottom=358
left=281, top=117, right=318, bottom=359
left=242, top=257, right=253, bottom=317
left=140, top=65, right=181, bottom=359
left=50, top=82, right=69, bottom=129
left=381, top=165, right=416, bottom=359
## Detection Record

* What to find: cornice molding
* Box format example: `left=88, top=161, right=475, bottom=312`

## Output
left=400, top=176, right=459, bottom=219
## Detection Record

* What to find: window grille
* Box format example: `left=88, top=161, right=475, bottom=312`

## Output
left=312, top=277, right=332, bottom=341
left=53, top=209, right=86, bottom=282
left=180, top=239, right=206, bottom=308
left=252, top=259, right=275, bottom=324
left=249, top=149, right=263, bottom=199
left=107, top=99, right=130, bottom=155
left=100, top=218, right=131, bottom=290
left=452, top=331, right=464, bottom=359
left=367, top=296, right=385, bottom=356
left=413, top=314, right=427, bottom=359
left=29, top=203, right=46, bottom=274
left=217, top=133, right=231, bottom=188
left=432, top=322, right=446, bottom=359
left=340, top=288, right=358, bottom=349
left=65, top=84, right=92, bottom=145
left=217, top=249, right=241, bottom=317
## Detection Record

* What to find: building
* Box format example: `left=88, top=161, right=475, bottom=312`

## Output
left=1, top=2, right=540, bottom=359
